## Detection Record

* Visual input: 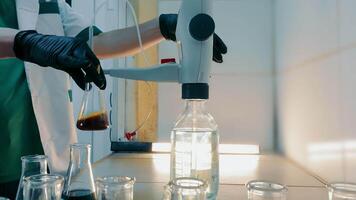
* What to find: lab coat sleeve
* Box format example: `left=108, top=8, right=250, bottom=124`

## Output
left=57, top=0, right=90, bottom=37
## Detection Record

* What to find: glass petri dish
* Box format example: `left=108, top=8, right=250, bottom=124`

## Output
left=328, top=182, right=356, bottom=199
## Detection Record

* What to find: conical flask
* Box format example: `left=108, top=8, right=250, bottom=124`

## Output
left=62, top=144, right=96, bottom=200
left=16, top=155, right=48, bottom=200
left=76, top=83, right=109, bottom=131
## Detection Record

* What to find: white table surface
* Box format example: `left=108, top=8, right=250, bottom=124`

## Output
left=92, top=153, right=328, bottom=200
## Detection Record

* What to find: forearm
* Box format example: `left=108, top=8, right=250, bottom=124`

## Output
left=93, top=18, right=164, bottom=59
left=0, top=28, right=19, bottom=58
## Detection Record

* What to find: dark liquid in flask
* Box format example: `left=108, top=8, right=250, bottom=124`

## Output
left=76, top=111, right=109, bottom=131
left=62, top=189, right=97, bottom=200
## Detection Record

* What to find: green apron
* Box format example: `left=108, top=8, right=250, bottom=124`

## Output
left=0, top=0, right=44, bottom=183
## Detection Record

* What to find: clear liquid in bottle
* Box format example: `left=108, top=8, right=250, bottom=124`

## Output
left=170, top=98, right=219, bottom=200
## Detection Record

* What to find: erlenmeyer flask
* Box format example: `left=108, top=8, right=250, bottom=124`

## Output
left=16, top=155, right=48, bottom=200
left=76, top=83, right=109, bottom=131
left=62, top=144, right=96, bottom=200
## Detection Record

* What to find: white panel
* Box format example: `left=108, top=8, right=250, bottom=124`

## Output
left=209, top=73, right=274, bottom=148
left=339, top=0, right=356, bottom=183
left=158, top=0, right=275, bottom=150
left=275, top=0, right=356, bottom=182
left=275, top=0, right=339, bottom=71
left=212, top=0, right=274, bottom=74
left=278, top=59, right=344, bottom=182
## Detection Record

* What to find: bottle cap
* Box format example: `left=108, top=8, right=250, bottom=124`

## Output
left=182, top=83, right=209, bottom=99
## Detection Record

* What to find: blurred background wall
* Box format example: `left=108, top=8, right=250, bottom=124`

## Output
left=276, top=0, right=356, bottom=182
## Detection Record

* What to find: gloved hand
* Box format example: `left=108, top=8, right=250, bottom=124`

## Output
left=13, top=30, right=106, bottom=90
left=159, top=14, right=227, bottom=63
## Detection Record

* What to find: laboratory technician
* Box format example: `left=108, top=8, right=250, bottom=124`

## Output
left=0, top=0, right=227, bottom=198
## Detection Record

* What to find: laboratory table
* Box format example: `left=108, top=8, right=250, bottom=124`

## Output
left=92, top=153, right=328, bottom=200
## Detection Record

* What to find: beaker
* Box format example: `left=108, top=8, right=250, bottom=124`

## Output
left=23, top=174, right=64, bottom=200
left=246, top=180, right=287, bottom=200
left=77, top=83, right=109, bottom=131
left=328, top=182, right=356, bottom=200
left=162, top=177, right=208, bottom=200
left=16, top=155, right=48, bottom=200
left=95, top=176, right=136, bottom=200
left=62, top=144, right=96, bottom=200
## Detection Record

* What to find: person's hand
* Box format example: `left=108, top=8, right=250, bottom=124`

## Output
left=159, top=14, right=227, bottom=63
left=13, top=30, right=106, bottom=90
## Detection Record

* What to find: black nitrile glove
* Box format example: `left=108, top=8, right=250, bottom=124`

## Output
left=13, top=30, right=106, bottom=90
left=159, top=14, right=228, bottom=63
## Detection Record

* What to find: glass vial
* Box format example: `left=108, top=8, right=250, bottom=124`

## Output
left=163, top=177, right=208, bottom=200
left=77, top=83, right=109, bottom=131
left=246, top=180, right=287, bottom=200
left=328, top=183, right=356, bottom=200
left=16, top=155, right=48, bottom=200
left=170, top=99, right=219, bottom=200
left=23, top=174, right=64, bottom=200
left=62, top=144, right=96, bottom=200
left=95, top=176, right=135, bottom=200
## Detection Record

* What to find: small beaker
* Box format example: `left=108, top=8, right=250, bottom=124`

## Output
left=95, top=176, right=136, bottom=200
left=163, top=177, right=208, bottom=200
left=328, top=182, right=356, bottom=200
left=62, top=144, right=96, bottom=200
left=76, top=83, right=109, bottom=131
left=16, top=155, right=48, bottom=200
left=246, top=180, right=287, bottom=200
left=23, top=174, right=64, bottom=200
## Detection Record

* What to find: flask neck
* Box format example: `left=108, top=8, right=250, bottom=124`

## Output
left=70, top=144, right=92, bottom=167
left=184, top=99, right=207, bottom=113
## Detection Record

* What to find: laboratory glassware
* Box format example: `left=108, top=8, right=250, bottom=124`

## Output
left=170, top=99, right=219, bottom=200
left=76, top=83, right=109, bottom=131
left=246, top=180, right=287, bottom=200
left=76, top=23, right=108, bottom=132
left=328, top=182, right=356, bottom=200
left=163, top=177, right=208, bottom=200
left=62, top=144, right=96, bottom=200
left=0, top=197, right=10, bottom=200
left=95, top=176, right=136, bottom=200
left=16, top=155, right=48, bottom=200
left=23, top=174, right=64, bottom=200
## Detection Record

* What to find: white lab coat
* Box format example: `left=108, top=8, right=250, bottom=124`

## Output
left=15, top=0, right=90, bottom=174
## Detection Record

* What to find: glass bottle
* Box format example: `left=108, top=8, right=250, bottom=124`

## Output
left=76, top=83, right=109, bottom=131
left=95, top=176, right=136, bottom=200
left=170, top=99, right=219, bottom=200
left=23, top=174, right=64, bottom=200
left=62, top=144, right=96, bottom=200
left=246, top=180, right=287, bottom=200
left=328, top=182, right=356, bottom=200
left=163, top=177, right=208, bottom=200
left=16, top=155, right=48, bottom=200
